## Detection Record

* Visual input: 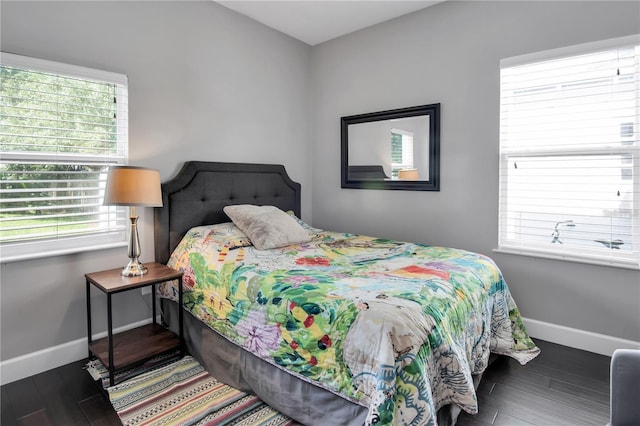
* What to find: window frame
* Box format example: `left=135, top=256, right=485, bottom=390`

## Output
left=0, top=52, right=129, bottom=263
left=496, top=35, right=640, bottom=269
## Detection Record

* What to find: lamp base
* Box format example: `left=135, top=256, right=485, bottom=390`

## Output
left=121, top=259, right=148, bottom=276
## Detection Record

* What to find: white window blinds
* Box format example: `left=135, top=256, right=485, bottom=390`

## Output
left=498, top=36, right=640, bottom=268
left=391, top=128, right=414, bottom=177
left=0, top=53, right=128, bottom=261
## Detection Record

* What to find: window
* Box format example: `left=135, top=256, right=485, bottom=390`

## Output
left=1, top=53, right=128, bottom=262
left=391, top=128, right=414, bottom=178
left=498, top=36, right=640, bottom=268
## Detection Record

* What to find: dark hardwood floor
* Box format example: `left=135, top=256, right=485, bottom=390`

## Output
left=457, top=339, right=611, bottom=426
left=1, top=359, right=119, bottom=426
left=1, top=339, right=610, bottom=425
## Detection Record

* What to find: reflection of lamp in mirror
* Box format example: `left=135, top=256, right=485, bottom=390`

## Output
left=104, top=166, right=163, bottom=276
left=398, top=169, right=419, bottom=180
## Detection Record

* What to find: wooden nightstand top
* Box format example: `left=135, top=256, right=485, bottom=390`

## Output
left=85, top=262, right=183, bottom=293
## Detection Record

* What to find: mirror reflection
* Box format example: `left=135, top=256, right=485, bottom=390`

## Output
left=348, top=116, right=429, bottom=181
left=341, top=104, right=440, bottom=191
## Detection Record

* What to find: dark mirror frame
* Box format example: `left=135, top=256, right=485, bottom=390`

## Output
left=341, top=103, right=440, bottom=191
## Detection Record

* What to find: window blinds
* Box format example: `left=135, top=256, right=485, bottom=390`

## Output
left=391, top=128, right=414, bottom=174
left=0, top=53, right=128, bottom=260
left=498, top=36, right=640, bottom=267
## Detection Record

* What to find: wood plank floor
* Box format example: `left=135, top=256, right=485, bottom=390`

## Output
left=457, top=339, right=611, bottom=426
left=1, top=339, right=610, bottom=425
left=1, top=359, right=120, bottom=426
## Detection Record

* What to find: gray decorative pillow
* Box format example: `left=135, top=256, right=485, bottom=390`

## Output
left=286, top=210, right=322, bottom=235
left=223, top=205, right=311, bottom=250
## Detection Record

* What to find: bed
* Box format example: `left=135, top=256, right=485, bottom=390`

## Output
left=154, top=161, right=539, bottom=426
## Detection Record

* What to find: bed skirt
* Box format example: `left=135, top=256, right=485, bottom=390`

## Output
left=162, top=300, right=482, bottom=426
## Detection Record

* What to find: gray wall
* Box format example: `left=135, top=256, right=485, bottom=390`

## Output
left=0, top=1, right=311, bottom=361
left=311, top=1, right=640, bottom=342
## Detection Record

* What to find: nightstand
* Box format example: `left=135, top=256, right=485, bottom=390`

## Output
left=85, top=262, right=184, bottom=386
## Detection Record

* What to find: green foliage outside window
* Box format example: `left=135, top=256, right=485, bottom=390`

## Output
left=390, top=132, right=403, bottom=178
left=1, top=65, right=122, bottom=243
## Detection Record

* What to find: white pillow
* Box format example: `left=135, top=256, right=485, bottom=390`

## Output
left=223, top=205, right=311, bottom=250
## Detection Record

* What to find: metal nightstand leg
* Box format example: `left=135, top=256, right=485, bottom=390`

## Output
left=107, top=293, right=114, bottom=387
left=86, top=280, right=92, bottom=358
left=152, top=284, right=157, bottom=324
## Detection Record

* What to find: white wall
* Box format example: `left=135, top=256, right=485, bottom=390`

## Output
left=0, top=0, right=311, bottom=376
left=311, top=1, right=640, bottom=346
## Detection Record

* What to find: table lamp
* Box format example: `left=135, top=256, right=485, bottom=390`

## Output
left=398, top=169, right=419, bottom=180
left=103, top=166, right=163, bottom=276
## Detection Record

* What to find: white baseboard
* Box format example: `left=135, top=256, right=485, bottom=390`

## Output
left=0, top=318, right=155, bottom=386
left=522, top=317, right=640, bottom=357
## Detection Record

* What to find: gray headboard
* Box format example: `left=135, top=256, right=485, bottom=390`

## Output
left=154, top=161, right=301, bottom=264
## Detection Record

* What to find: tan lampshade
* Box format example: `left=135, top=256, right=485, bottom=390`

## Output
left=104, top=166, right=163, bottom=207
left=398, top=169, right=419, bottom=180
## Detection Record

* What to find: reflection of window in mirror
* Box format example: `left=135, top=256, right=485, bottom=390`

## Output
left=391, top=128, right=414, bottom=178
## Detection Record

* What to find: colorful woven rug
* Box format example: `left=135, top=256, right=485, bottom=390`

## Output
left=86, top=351, right=180, bottom=389
left=90, top=356, right=298, bottom=426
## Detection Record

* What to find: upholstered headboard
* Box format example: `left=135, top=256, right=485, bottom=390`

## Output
left=154, top=161, right=301, bottom=264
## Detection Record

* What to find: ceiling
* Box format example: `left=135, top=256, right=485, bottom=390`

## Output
left=215, top=1, right=443, bottom=46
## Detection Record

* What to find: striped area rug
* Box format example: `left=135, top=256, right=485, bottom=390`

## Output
left=86, top=351, right=180, bottom=389
left=104, top=356, right=298, bottom=426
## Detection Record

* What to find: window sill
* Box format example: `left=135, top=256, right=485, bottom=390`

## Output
left=1, top=241, right=127, bottom=264
left=493, top=247, right=640, bottom=270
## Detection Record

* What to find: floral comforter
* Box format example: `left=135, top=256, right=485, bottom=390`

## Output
left=159, top=222, right=539, bottom=425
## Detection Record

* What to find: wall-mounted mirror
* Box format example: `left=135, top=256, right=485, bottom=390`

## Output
left=341, top=103, right=440, bottom=191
